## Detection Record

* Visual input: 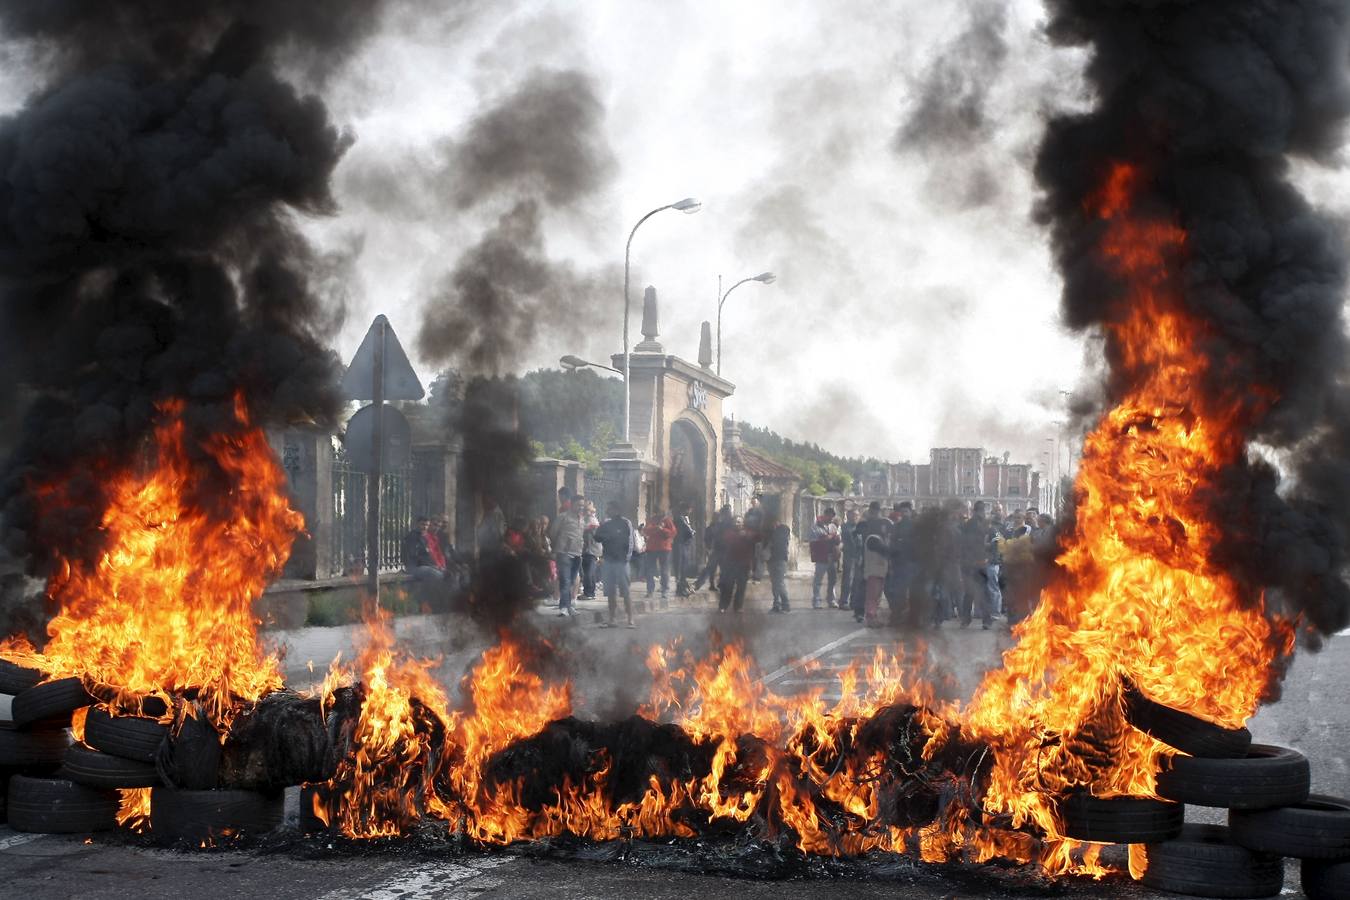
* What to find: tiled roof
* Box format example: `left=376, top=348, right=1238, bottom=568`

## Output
left=724, top=444, right=800, bottom=481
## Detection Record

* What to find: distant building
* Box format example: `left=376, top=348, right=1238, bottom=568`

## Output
left=850, top=447, right=1042, bottom=513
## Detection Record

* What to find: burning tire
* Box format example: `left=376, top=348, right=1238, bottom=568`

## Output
left=11, top=677, right=93, bottom=729
left=1122, top=683, right=1253, bottom=759
left=0, top=660, right=43, bottom=695
left=1228, top=794, right=1350, bottom=860
left=84, top=705, right=169, bottom=763
left=1156, top=744, right=1310, bottom=810
left=6, top=774, right=119, bottom=833
left=1302, top=858, right=1350, bottom=900
left=150, top=787, right=283, bottom=845
left=1057, top=792, right=1184, bottom=843
left=61, top=744, right=161, bottom=789
left=1140, top=823, right=1283, bottom=899
left=0, top=721, right=70, bottom=767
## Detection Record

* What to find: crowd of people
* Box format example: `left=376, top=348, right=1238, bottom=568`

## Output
left=405, top=489, right=1058, bottom=632
left=811, top=499, right=1058, bottom=629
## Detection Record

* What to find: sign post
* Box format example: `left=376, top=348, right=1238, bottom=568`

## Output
left=340, top=315, right=424, bottom=608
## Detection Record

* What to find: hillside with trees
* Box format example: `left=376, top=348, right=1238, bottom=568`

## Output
left=729, top=419, right=872, bottom=496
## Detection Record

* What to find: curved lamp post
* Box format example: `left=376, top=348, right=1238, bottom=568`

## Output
left=717, top=271, right=775, bottom=375
left=560, top=354, right=622, bottom=375
left=623, top=198, right=701, bottom=443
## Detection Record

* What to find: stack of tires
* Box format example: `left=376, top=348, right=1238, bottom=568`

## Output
left=147, top=710, right=284, bottom=845
left=0, top=660, right=118, bottom=835
left=1122, top=684, right=1350, bottom=899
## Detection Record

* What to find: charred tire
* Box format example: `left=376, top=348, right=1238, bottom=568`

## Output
left=85, top=706, right=168, bottom=763
left=1141, top=824, right=1283, bottom=898
left=1057, top=792, right=1184, bottom=844
left=1123, top=685, right=1253, bottom=759
left=6, top=775, right=119, bottom=833
left=0, top=660, right=43, bottom=695
left=1229, top=794, right=1350, bottom=860
left=12, top=678, right=93, bottom=729
left=150, top=787, right=283, bottom=845
left=1302, top=858, right=1350, bottom=900
left=1156, top=744, right=1310, bottom=810
left=61, top=744, right=161, bottom=789
left=0, top=721, right=70, bottom=767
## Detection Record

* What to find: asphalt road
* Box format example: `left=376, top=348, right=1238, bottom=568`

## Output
left=2, top=574, right=1346, bottom=899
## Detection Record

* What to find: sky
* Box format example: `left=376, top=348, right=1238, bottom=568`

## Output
left=6, top=1, right=1346, bottom=473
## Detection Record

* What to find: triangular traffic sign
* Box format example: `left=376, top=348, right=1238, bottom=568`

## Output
left=340, top=315, right=425, bottom=401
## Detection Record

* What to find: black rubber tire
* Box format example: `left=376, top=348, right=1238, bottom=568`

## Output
left=1057, top=792, right=1184, bottom=843
left=85, top=706, right=168, bottom=763
left=1156, top=744, right=1310, bottom=810
left=1141, top=823, right=1283, bottom=898
left=12, top=677, right=93, bottom=729
left=1302, top=858, right=1350, bottom=900
left=150, top=787, right=284, bottom=845
left=61, top=744, right=161, bottom=789
left=0, top=721, right=70, bottom=767
left=0, top=660, right=43, bottom=695
left=1229, top=793, right=1350, bottom=860
left=1123, top=684, right=1253, bottom=759
left=6, top=774, right=119, bottom=833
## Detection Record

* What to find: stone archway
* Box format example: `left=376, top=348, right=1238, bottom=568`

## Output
left=668, top=418, right=710, bottom=529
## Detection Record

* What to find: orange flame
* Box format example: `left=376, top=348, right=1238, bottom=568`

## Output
left=2, top=395, right=301, bottom=728
left=964, top=161, right=1291, bottom=872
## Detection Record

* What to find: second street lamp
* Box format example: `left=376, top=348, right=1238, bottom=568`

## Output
left=717, top=271, right=776, bottom=376
left=622, top=198, right=701, bottom=445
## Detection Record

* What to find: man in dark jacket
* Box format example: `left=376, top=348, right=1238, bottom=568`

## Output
left=594, top=501, right=636, bottom=628
left=718, top=515, right=755, bottom=613
left=851, top=501, right=891, bottom=624
left=959, top=501, right=995, bottom=629
left=886, top=502, right=917, bottom=626
left=693, top=505, right=733, bottom=593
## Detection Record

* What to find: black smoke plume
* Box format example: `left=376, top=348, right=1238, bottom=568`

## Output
left=0, top=3, right=384, bottom=573
left=416, top=68, right=618, bottom=376
left=1036, top=0, right=1350, bottom=636
left=893, top=1, right=1010, bottom=210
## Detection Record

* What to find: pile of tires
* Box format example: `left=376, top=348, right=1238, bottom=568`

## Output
left=0, top=660, right=115, bottom=834
left=1122, top=682, right=1340, bottom=899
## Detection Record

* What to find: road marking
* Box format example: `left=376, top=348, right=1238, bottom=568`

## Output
left=315, top=857, right=507, bottom=900
left=0, top=832, right=43, bottom=851
left=759, top=628, right=867, bottom=686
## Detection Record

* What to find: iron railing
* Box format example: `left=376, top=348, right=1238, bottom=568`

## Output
left=328, top=448, right=413, bottom=577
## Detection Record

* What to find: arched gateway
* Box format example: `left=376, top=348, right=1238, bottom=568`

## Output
left=597, top=287, right=734, bottom=527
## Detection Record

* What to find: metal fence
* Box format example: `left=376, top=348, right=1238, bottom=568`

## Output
left=328, top=448, right=414, bottom=577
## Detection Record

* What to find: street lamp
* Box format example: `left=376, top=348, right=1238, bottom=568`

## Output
left=560, top=354, right=622, bottom=375
left=717, top=271, right=775, bottom=375
left=622, top=198, right=701, bottom=444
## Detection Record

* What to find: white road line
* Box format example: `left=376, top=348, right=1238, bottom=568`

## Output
left=0, top=832, right=43, bottom=851
left=759, top=628, right=867, bottom=686
left=315, top=857, right=507, bottom=900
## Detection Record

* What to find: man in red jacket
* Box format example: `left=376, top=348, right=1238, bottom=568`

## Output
left=643, top=512, right=677, bottom=599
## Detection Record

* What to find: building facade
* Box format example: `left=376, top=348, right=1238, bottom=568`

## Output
left=854, top=447, right=1042, bottom=513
